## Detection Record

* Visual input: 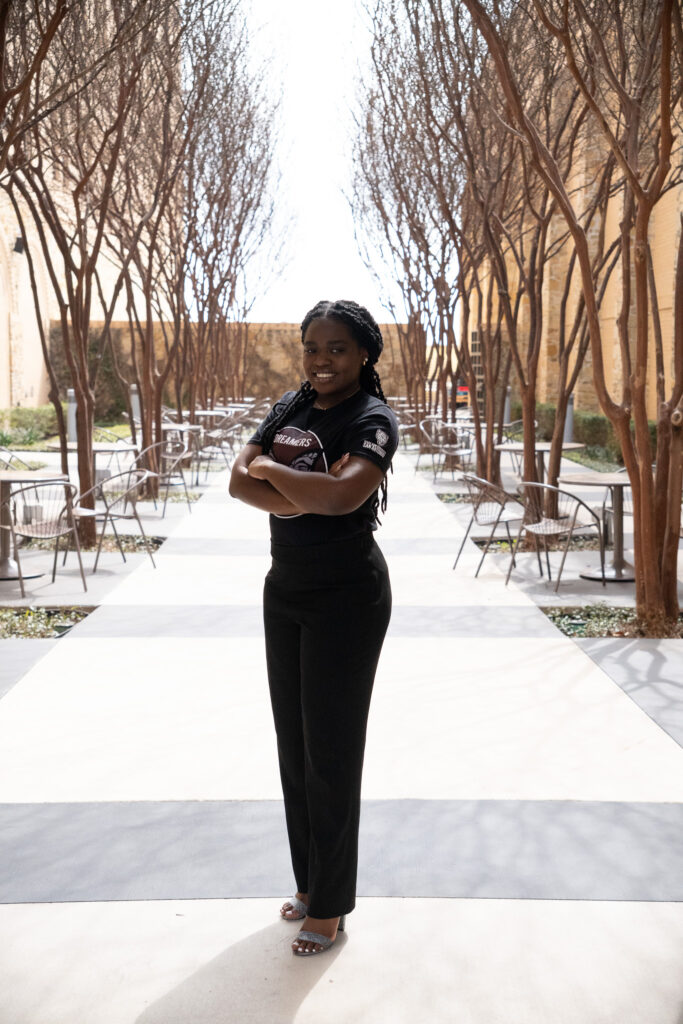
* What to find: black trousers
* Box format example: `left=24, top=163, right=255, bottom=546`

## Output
left=263, top=532, right=392, bottom=919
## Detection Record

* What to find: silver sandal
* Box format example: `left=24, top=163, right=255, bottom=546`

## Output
left=280, top=896, right=308, bottom=921
left=292, top=915, right=346, bottom=956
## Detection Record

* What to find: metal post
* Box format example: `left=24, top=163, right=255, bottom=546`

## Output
left=130, top=384, right=141, bottom=423
left=503, top=386, right=511, bottom=425
left=564, top=395, right=574, bottom=442
left=67, top=388, right=77, bottom=441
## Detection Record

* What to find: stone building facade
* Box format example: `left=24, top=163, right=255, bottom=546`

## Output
left=463, top=164, right=683, bottom=422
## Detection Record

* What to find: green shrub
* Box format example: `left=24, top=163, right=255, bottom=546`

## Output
left=7, top=404, right=62, bottom=438
left=509, top=398, right=658, bottom=465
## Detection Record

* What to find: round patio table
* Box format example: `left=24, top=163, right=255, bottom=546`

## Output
left=559, top=472, right=635, bottom=582
left=0, top=469, right=68, bottom=580
left=47, top=441, right=137, bottom=478
left=494, top=440, right=585, bottom=483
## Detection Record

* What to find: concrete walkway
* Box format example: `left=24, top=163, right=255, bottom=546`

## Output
left=1, top=453, right=683, bottom=1024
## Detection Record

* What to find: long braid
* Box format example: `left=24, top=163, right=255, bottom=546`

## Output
left=260, top=380, right=316, bottom=455
left=301, top=299, right=391, bottom=518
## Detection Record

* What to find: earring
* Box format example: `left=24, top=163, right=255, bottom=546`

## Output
left=363, top=358, right=368, bottom=365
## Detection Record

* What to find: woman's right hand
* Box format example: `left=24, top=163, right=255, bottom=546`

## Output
left=328, top=453, right=350, bottom=477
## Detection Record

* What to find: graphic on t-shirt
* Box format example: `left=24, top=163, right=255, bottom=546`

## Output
left=272, top=426, right=327, bottom=473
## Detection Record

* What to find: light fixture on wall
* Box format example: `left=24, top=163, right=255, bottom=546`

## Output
left=12, top=236, right=24, bottom=254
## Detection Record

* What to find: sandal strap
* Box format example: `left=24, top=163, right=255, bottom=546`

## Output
left=288, top=896, right=308, bottom=916
left=296, top=930, right=334, bottom=949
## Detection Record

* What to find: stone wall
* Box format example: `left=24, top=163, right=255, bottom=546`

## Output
left=242, top=322, right=407, bottom=401
left=43, top=319, right=409, bottom=419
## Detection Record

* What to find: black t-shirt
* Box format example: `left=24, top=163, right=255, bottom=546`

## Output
left=248, top=389, right=399, bottom=545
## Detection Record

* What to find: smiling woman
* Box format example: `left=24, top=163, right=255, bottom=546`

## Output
left=229, top=298, right=398, bottom=958
left=303, top=318, right=369, bottom=408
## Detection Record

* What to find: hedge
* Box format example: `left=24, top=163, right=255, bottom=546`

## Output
left=510, top=399, right=658, bottom=464
left=0, top=404, right=64, bottom=446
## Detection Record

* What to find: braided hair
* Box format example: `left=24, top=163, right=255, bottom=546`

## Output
left=260, top=299, right=391, bottom=518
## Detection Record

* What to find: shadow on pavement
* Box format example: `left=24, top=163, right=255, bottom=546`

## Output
left=135, top=921, right=347, bottom=1024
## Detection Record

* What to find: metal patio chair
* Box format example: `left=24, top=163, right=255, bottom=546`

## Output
left=433, top=424, right=475, bottom=480
left=501, top=420, right=538, bottom=475
left=505, top=481, right=606, bottom=592
left=0, top=446, right=31, bottom=471
left=415, top=416, right=442, bottom=473
left=396, top=407, right=417, bottom=450
left=193, top=423, right=242, bottom=479
left=72, top=468, right=157, bottom=572
left=0, top=480, right=86, bottom=596
left=453, top=474, right=525, bottom=576
left=133, top=438, right=192, bottom=516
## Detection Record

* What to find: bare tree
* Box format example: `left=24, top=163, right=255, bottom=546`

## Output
left=102, top=0, right=230, bottom=467
left=181, top=16, right=278, bottom=417
left=8, top=0, right=175, bottom=541
left=354, top=1, right=465, bottom=431
left=0, top=0, right=74, bottom=177
left=464, top=0, right=683, bottom=621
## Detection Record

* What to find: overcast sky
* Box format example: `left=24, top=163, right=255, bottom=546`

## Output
left=245, top=0, right=401, bottom=324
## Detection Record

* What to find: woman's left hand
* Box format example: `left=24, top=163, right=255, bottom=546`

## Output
left=247, top=454, right=275, bottom=480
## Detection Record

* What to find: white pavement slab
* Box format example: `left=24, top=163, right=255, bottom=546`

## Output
left=2, top=450, right=683, bottom=1024
left=2, top=898, right=683, bottom=1024
left=2, top=633, right=683, bottom=803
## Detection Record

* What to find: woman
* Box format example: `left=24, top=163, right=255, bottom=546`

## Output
left=229, top=299, right=398, bottom=957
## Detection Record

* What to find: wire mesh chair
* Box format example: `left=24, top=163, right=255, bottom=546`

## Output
left=92, top=427, right=136, bottom=477
left=72, top=468, right=157, bottom=572
left=505, top=481, right=606, bottom=592
left=501, top=420, right=538, bottom=475
left=193, top=424, right=242, bottom=479
left=436, top=425, right=475, bottom=480
left=396, top=407, right=417, bottom=450
left=133, top=438, right=192, bottom=516
left=0, top=446, right=31, bottom=471
left=453, top=474, right=525, bottom=576
left=420, top=419, right=474, bottom=481
left=0, top=480, right=86, bottom=596
left=417, top=413, right=471, bottom=477
left=415, top=416, right=442, bottom=473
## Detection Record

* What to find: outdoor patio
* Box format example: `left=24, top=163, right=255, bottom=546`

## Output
left=1, top=449, right=683, bottom=1024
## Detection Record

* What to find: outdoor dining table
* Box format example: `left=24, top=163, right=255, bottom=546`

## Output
left=193, top=409, right=233, bottom=426
left=0, top=469, right=68, bottom=580
left=559, top=472, right=635, bottom=582
left=494, top=440, right=585, bottom=483
left=47, top=441, right=137, bottom=479
left=161, top=422, right=203, bottom=436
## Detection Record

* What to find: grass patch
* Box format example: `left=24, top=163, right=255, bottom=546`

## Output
left=562, top=446, right=622, bottom=473
left=544, top=604, right=683, bottom=638
left=436, top=492, right=471, bottom=504
left=470, top=535, right=601, bottom=553
left=0, top=606, right=95, bottom=638
left=23, top=535, right=165, bottom=554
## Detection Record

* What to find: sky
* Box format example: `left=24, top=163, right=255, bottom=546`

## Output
left=245, top=0, right=401, bottom=324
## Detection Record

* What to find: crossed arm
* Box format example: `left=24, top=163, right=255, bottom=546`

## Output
left=228, top=443, right=385, bottom=516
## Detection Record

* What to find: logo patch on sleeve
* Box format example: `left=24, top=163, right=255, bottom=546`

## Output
left=362, top=427, right=388, bottom=458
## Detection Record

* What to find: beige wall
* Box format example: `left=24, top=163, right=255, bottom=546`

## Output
left=0, top=182, right=153, bottom=412
left=539, top=166, right=682, bottom=420
left=0, top=190, right=53, bottom=410
left=242, top=321, right=407, bottom=402
left=465, top=175, right=683, bottom=422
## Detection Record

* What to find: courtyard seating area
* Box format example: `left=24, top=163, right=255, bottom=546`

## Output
left=1, top=441, right=683, bottom=1023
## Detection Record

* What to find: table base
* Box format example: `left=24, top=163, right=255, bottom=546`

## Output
left=0, top=556, right=44, bottom=581
left=579, top=562, right=635, bottom=583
